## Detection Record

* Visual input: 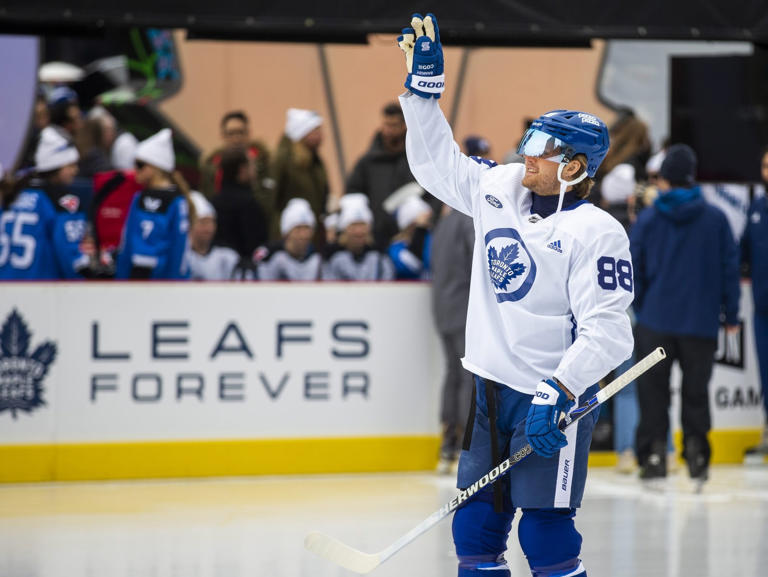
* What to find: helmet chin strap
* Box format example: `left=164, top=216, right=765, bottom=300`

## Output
left=555, top=162, right=589, bottom=214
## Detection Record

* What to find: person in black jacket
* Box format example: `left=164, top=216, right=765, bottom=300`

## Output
left=630, top=144, right=741, bottom=486
left=212, top=148, right=268, bottom=268
left=346, top=102, right=416, bottom=248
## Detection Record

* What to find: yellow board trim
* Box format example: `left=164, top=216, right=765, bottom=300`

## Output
left=1, top=429, right=763, bottom=483
left=0, top=436, right=442, bottom=483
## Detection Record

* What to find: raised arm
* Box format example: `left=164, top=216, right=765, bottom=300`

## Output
left=397, top=14, right=491, bottom=216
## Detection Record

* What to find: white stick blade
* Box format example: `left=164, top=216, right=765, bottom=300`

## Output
left=304, top=531, right=382, bottom=574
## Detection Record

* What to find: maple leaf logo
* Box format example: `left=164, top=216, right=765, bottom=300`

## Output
left=487, top=242, right=526, bottom=290
left=0, top=309, right=57, bottom=419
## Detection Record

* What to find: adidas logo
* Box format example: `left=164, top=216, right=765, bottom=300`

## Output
left=547, top=240, right=563, bottom=253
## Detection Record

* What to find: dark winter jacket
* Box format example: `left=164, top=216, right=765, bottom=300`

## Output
left=630, top=185, right=740, bottom=339
left=346, top=132, right=415, bottom=249
left=742, top=195, right=768, bottom=315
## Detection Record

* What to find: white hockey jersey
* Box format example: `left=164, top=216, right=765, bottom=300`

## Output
left=400, top=94, right=634, bottom=397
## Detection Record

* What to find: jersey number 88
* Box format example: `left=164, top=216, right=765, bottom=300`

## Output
left=597, top=256, right=632, bottom=292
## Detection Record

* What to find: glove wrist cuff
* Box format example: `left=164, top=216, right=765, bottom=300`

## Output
left=407, top=73, right=445, bottom=94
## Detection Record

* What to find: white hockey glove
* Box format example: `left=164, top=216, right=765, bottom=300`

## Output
left=397, top=13, right=445, bottom=99
left=525, top=378, right=575, bottom=458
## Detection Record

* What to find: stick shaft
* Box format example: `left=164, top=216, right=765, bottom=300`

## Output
left=380, top=347, right=666, bottom=562
left=306, top=347, right=667, bottom=571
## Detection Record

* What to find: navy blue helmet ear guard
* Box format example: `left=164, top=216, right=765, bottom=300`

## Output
left=529, top=110, right=610, bottom=177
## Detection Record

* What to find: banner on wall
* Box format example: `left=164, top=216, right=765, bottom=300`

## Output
left=0, top=283, right=442, bottom=445
left=0, top=282, right=762, bottom=450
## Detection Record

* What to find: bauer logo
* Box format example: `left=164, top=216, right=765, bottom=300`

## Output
left=485, top=228, right=537, bottom=303
left=0, top=309, right=57, bottom=419
left=485, top=194, right=503, bottom=208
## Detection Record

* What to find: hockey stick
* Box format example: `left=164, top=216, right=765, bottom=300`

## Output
left=304, top=347, right=666, bottom=574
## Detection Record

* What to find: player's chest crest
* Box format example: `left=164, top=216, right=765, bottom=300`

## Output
left=484, top=227, right=537, bottom=302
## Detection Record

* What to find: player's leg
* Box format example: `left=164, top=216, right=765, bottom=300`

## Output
left=518, top=508, right=586, bottom=577
left=454, top=378, right=517, bottom=575
left=677, top=334, right=717, bottom=480
left=507, top=384, right=598, bottom=576
left=453, top=487, right=514, bottom=576
left=635, top=325, right=675, bottom=478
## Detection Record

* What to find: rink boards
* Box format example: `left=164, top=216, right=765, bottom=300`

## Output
left=0, top=282, right=762, bottom=482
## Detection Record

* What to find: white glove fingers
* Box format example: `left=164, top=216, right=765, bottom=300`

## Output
left=411, top=14, right=424, bottom=37
left=425, top=13, right=440, bottom=43
left=423, top=15, right=435, bottom=41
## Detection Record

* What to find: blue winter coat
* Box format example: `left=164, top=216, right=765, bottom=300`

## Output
left=630, top=186, right=740, bottom=339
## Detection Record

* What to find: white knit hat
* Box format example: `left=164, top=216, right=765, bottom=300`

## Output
left=285, top=108, right=323, bottom=142
left=190, top=191, right=216, bottom=220
left=135, top=128, right=175, bottom=172
left=339, top=193, right=373, bottom=230
left=396, top=196, right=432, bottom=230
left=280, top=198, right=316, bottom=235
left=601, top=163, right=636, bottom=204
left=111, top=132, right=139, bottom=170
left=35, top=126, right=79, bottom=172
left=646, top=149, right=666, bottom=175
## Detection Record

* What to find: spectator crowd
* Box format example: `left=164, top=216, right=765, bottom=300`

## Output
left=1, top=85, right=766, bottom=481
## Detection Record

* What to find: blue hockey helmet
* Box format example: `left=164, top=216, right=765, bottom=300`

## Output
left=517, top=110, right=610, bottom=177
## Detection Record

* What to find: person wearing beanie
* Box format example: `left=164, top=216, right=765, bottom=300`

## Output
left=630, top=142, right=741, bottom=485
left=388, top=194, right=433, bottom=279
left=0, top=126, right=94, bottom=279
left=322, top=193, right=395, bottom=281
left=116, top=128, right=191, bottom=280
left=271, top=108, right=329, bottom=244
left=463, top=135, right=491, bottom=158
left=742, top=146, right=768, bottom=461
left=257, top=198, right=322, bottom=281
left=185, top=191, right=241, bottom=281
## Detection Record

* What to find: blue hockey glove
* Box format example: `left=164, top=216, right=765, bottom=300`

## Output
left=525, top=379, right=575, bottom=458
left=397, top=13, right=445, bottom=99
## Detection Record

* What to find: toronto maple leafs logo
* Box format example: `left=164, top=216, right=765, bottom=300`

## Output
left=485, top=228, right=537, bottom=302
left=0, top=309, right=57, bottom=419
left=488, top=243, right=526, bottom=290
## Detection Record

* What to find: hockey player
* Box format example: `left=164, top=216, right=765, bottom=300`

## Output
left=397, top=14, right=633, bottom=577
left=0, top=126, right=92, bottom=279
left=115, top=129, right=191, bottom=280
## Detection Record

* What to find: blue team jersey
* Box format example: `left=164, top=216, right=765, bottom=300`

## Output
left=389, top=230, right=432, bottom=280
left=0, top=187, right=89, bottom=280
left=116, top=187, right=190, bottom=280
